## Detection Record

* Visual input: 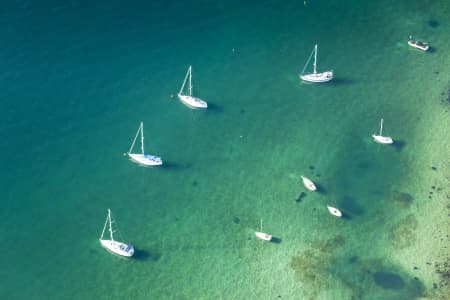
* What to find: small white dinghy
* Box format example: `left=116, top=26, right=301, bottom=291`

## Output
left=99, top=209, right=134, bottom=257
left=300, top=44, right=333, bottom=83
left=128, top=122, right=163, bottom=166
left=301, top=176, right=317, bottom=191
left=178, top=65, right=208, bottom=109
left=327, top=205, right=342, bottom=217
left=408, top=36, right=429, bottom=51
left=255, top=219, right=272, bottom=241
left=372, top=118, right=393, bottom=144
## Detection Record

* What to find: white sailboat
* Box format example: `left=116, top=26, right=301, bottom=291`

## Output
left=301, top=175, right=317, bottom=191
left=99, top=209, right=134, bottom=257
left=127, top=122, right=163, bottom=166
left=408, top=36, right=429, bottom=51
left=327, top=205, right=342, bottom=217
left=300, top=44, right=333, bottom=83
left=255, top=219, right=272, bottom=241
left=178, top=65, right=208, bottom=109
left=372, top=118, right=393, bottom=144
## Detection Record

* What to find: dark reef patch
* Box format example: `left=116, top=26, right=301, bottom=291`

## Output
left=373, top=271, right=405, bottom=290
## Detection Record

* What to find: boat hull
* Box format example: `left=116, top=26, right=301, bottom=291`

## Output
left=327, top=206, right=342, bottom=217
left=100, top=239, right=134, bottom=257
left=300, top=71, right=333, bottom=83
left=255, top=231, right=272, bottom=241
left=178, top=94, right=208, bottom=109
left=301, top=176, right=317, bottom=191
left=372, top=135, right=393, bottom=144
left=128, top=153, right=163, bottom=166
left=408, top=40, right=429, bottom=51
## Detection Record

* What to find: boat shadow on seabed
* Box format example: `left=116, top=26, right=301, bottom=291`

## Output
left=392, top=140, right=406, bottom=151
left=206, top=102, right=224, bottom=113
left=270, top=237, right=282, bottom=244
left=315, top=184, right=328, bottom=195
left=329, top=77, right=354, bottom=86
left=133, top=248, right=161, bottom=262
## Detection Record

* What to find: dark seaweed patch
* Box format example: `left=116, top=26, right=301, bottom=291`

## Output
left=373, top=271, right=405, bottom=290
left=349, top=255, right=358, bottom=264
left=392, top=191, right=414, bottom=208
left=428, top=20, right=439, bottom=28
left=296, top=192, right=306, bottom=203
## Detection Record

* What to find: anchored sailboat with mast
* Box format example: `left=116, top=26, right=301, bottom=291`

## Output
left=327, top=205, right=342, bottom=217
left=99, top=209, right=134, bottom=257
left=255, top=219, right=272, bottom=241
left=372, top=118, right=393, bottom=144
left=127, top=122, right=163, bottom=166
left=300, top=44, right=333, bottom=83
left=177, top=65, right=208, bottom=109
left=301, top=175, right=317, bottom=191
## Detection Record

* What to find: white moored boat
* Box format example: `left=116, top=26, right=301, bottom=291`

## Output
left=127, top=122, right=163, bottom=166
left=300, top=44, right=333, bottom=83
left=99, top=209, right=134, bottom=257
left=372, top=118, right=393, bottom=145
left=408, top=36, right=429, bottom=51
left=327, top=205, right=342, bottom=217
left=178, top=65, right=207, bottom=109
left=301, top=176, right=317, bottom=191
left=255, top=219, right=272, bottom=241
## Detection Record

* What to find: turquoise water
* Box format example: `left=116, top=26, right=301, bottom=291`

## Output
left=1, top=1, right=449, bottom=299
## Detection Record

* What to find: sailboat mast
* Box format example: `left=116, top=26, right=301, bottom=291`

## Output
left=188, top=66, right=192, bottom=97
left=179, top=66, right=190, bottom=95
left=140, top=122, right=144, bottom=155
left=100, top=211, right=109, bottom=240
left=380, top=118, right=384, bottom=136
left=129, top=124, right=141, bottom=154
left=313, top=44, right=318, bottom=74
left=108, top=209, right=114, bottom=241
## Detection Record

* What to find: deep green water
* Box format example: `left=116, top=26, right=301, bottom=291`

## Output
left=0, top=1, right=449, bottom=299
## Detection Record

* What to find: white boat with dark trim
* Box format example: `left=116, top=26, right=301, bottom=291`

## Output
left=255, top=219, right=272, bottom=241
left=127, top=122, right=163, bottom=166
left=300, top=44, right=333, bottom=83
left=301, top=176, right=317, bottom=191
left=99, top=209, right=134, bottom=257
left=327, top=205, right=342, bottom=217
left=372, top=118, right=393, bottom=144
left=408, top=36, right=429, bottom=51
left=178, top=65, right=207, bottom=109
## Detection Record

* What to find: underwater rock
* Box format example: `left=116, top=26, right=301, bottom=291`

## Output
left=233, top=216, right=240, bottom=224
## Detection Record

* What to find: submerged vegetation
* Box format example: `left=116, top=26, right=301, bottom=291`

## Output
left=391, top=191, right=414, bottom=208
left=290, top=236, right=346, bottom=298
left=290, top=234, right=428, bottom=299
left=389, top=214, right=418, bottom=249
